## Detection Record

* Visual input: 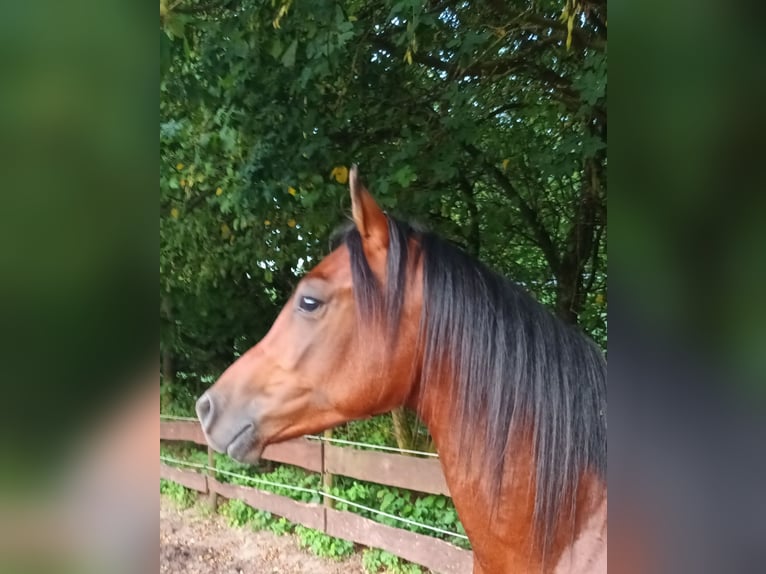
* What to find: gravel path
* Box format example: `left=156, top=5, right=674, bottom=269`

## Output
left=160, top=496, right=366, bottom=574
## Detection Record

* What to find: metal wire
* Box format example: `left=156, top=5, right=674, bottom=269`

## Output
left=306, top=435, right=439, bottom=458
left=160, top=455, right=468, bottom=541
left=160, top=414, right=439, bottom=458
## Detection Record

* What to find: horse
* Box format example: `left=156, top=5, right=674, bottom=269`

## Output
left=196, top=167, right=607, bottom=573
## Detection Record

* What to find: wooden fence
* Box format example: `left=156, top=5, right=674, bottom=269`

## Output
left=160, top=420, right=473, bottom=574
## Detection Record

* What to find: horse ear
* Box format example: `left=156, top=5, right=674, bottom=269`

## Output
left=350, top=165, right=389, bottom=246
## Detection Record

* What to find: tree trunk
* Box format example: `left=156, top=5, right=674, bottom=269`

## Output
left=555, top=148, right=605, bottom=326
left=555, top=262, right=585, bottom=325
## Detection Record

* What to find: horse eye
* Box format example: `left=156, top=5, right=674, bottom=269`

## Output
left=298, top=296, right=322, bottom=312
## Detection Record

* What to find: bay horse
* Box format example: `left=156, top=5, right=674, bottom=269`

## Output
left=196, top=167, right=607, bottom=573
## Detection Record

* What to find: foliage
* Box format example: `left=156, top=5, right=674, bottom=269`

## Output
left=248, top=509, right=279, bottom=531
left=363, top=548, right=424, bottom=574
left=295, top=525, right=356, bottom=560
left=160, top=378, right=198, bottom=417
left=333, top=410, right=433, bottom=452
left=219, top=497, right=258, bottom=527
left=217, top=493, right=355, bottom=558
left=335, top=415, right=396, bottom=447
left=160, top=478, right=197, bottom=509
left=160, top=0, right=608, bottom=389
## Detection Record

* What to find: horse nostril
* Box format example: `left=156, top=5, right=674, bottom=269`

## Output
left=196, top=392, right=215, bottom=429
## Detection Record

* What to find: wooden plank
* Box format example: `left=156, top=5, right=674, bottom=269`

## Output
left=208, top=477, right=325, bottom=531
left=160, top=463, right=208, bottom=493
left=326, top=508, right=473, bottom=574
left=324, top=444, right=450, bottom=495
left=262, top=438, right=323, bottom=473
left=160, top=420, right=207, bottom=445
left=160, top=421, right=323, bottom=474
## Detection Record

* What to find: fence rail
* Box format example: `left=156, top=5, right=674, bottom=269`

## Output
left=160, top=420, right=472, bottom=574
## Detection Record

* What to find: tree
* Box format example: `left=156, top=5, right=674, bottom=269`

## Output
left=160, top=0, right=607, bottom=390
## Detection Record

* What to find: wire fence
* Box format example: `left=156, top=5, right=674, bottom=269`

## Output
left=160, top=414, right=439, bottom=458
left=160, top=454, right=468, bottom=541
left=305, top=435, right=439, bottom=457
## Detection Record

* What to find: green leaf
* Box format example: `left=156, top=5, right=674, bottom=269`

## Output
left=269, top=37, right=284, bottom=60
left=281, top=40, right=298, bottom=68
left=164, top=14, right=187, bottom=40
left=381, top=491, right=395, bottom=510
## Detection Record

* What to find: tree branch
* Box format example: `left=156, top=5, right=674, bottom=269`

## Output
left=556, top=154, right=604, bottom=322
left=465, top=144, right=561, bottom=275
left=520, top=14, right=606, bottom=51
left=482, top=102, right=523, bottom=121
left=370, top=34, right=583, bottom=112
left=370, top=37, right=453, bottom=72
left=584, top=222, right=604, bottom=294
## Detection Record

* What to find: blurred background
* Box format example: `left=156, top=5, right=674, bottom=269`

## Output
left=0, top=1, right=156, bottom=573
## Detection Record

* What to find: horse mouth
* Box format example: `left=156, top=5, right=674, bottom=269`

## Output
left=225, top=423, right=259, bottom=461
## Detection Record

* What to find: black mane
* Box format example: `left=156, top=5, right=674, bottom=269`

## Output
left=342, top=216, right=607, bottom=554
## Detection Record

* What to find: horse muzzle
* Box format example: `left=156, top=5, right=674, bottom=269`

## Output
left=196, top=390, right=262, bottom=462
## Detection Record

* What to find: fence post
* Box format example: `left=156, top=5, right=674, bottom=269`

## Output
left=322, top=428, right=335, bottom=511
left=207, top=446, right=218, bottom=511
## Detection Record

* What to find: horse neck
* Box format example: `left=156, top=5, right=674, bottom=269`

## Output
left=410, top=377, right=607, bottom=574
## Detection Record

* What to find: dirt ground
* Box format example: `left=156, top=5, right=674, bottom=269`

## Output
left=160, top=496, right=366, bottom=574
